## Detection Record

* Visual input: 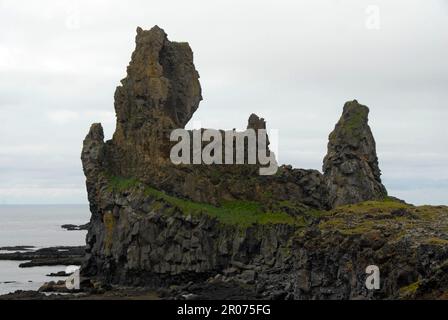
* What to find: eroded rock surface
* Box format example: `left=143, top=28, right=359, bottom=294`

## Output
left=77, top=26, right=448, bottom=300
left=323, top=100, right=387, bottom=207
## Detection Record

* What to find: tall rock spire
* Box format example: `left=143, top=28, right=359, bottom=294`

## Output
left=323, top=100, right=387, bottom=207
left=103, top=26, right=203, bottom=179
left=113, top=26, right=202, bottom=146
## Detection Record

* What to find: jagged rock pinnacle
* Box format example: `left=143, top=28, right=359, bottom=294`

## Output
left=113, top=25, right=202, bottom=147
left=323, top=100, right=387, bottom=207
left=247, top=114, right=266, bottom=130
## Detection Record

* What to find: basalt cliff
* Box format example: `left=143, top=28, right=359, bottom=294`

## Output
left=80, top=26, right=448, bottom=300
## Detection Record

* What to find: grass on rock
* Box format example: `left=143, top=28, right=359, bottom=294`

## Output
left=107, top=176, right=306, bottom=228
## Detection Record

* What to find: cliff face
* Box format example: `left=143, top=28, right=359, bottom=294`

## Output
left=80, top=26, right=448, bottom=300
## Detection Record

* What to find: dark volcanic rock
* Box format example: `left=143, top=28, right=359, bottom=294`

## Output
left=81, top=26, right=327, bottom=208
left=0, top=246, right=85, bottom=268
left=0, top=288, right=161, bottom=300
left=47, top=271, right=73, bottom=277
left=116, top=25, right=202, bottom=133
left=247, top=113, right=267, bottom=130
left=77, top=26, right=448, bottom=301
left=78, top=26, right=375, bottom=298
left=107, top=25, right=203, bottom=184
left=81, top=187, right=297, bottom=292
left=61, top=223, right=90, bottom=231
left=323, top=100, right=387, bottom=207
left=293, top=203, right=448, bottom=299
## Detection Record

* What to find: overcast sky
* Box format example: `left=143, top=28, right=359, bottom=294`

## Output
left=0, top=0, right=447, bottom=205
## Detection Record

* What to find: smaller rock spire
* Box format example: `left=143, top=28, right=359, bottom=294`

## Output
left=323, top=100, right=387, bottom=208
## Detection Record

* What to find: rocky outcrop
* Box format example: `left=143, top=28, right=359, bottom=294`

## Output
left=81, top=25, right=331, bottom=205
left=102, top=26, right=202, bottom=192
left=0, top=246, right=85, bottom=268
left=79, top=26, right=384, bottom=294
left=77, top=26, right=448, bottom=300
left=323, top=100, right=387, bottom=207
left=84, top=26, right=326, bottom=209
left=293, top=202, right=448, bottom=299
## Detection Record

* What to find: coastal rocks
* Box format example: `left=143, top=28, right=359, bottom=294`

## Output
left=38, top=281, right=74, bottom=294
left=0, top=246, right=86, bottom=268
left=323, top=100, right=387, bottom=207
left=0, top=291, right=54, bottom=300
left=61, top=223, right=90, bottom=231
left=159, top=279, right=260, bottom=300
left=0, top=288, right=161, bottom=300
left=47, top=271, right=73, bottom=277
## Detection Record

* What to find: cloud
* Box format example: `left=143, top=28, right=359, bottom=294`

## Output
left=47, top=110, right=80, bottom=125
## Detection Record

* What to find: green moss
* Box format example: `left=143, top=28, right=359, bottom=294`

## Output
left=329, top=103, right=369, bottom=141
left=338, top=225, right=377, bottom=235
left=305, top=208, right=329, bottom=219
left=106, top=176, right=305, bottom=228
left=107, top=176, right=140, bottom=192
left=318, top=196, right=448, bottom=239
left=333, top=198, right=410, bottom=215
left=144, top=187, right=304, bottom=228
left=261, top=190, right=273, bottom=200
left=344, top=107, right=367, bottom=133
left=319, top=198, right=413, bottom=235
left=319, top=217, right=379, bottom=235
left=425, top=237, right=448, bottom=246
left=415, top=205, right=445, bottom=221
left=399, top=281, right=420, bottom=297
left=274, top=200, right=328, bottom=220
left=276, top=200, right=305, bottom=210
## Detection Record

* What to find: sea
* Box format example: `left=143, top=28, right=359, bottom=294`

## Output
left=0, top=205, right=90, bottom=295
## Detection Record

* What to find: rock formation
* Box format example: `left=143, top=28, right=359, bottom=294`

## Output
left=323, top=100, right=387, bottom=207
left=107, top=26, right=202, bottom=185
left=79, top=25, right=332, bottom=293
left=78, top=26, right=448, bottom=300
left=82, top=25, right=329, bottom=208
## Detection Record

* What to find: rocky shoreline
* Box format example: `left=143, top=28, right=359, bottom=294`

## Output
left=0, top=228, right=87, bottom=299
left=61, top=223, right=90, bottom=231
left=0, top=246, right=85, bottom=268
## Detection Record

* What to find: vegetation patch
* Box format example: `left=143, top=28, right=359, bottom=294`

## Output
left=399, top=281, right=420, bottom=298
left=318, top=197, right=448, bottom=238
left=107, top=176, right=307, bottom=228
left=332, top=197, right=411, bottom=215
left=107, top=176, right=140, bottom=192
left=425, top=237, right=448, bottom=246
left=106, top=176, right=448, bottom=236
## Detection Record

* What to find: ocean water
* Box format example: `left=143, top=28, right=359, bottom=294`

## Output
left=0, top=205, right=90, bottom=295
